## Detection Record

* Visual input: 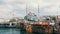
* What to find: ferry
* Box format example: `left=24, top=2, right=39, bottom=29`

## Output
left=0, top=22, right=17, bottom=28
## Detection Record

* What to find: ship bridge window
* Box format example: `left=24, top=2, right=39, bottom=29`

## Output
left=0, top=24, right=4, bottom=26
left=3, top=23, right=10, bottom=26
left=6, top=24, right=10, bottom=25
left=12, top=23, right=15, bottom=26
left=58, top=21, right=60, bottom=26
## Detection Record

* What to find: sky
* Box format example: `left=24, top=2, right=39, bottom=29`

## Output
left=0, top=0, right=60, bottom=19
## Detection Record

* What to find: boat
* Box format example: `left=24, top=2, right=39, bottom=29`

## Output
left=0, top=22, right=17, bottom=28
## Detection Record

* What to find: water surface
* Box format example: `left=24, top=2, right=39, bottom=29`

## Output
left=0, top=28, right=20, bottom=34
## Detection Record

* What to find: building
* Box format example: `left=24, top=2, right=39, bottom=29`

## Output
left=24, top=12, right=39, bottom=21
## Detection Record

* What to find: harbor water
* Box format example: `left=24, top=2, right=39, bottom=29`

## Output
left=0, top=28, right=20, bottom=34
left=0, top=28, right=35, bottom=34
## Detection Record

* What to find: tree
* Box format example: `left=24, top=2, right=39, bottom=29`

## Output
left=9, top=19, right=16, bottom=22
left=46, top=18, right=49, bottom=20
left=52, top=17, right=56, bottom=21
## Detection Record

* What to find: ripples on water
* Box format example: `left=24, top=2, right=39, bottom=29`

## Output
left=0, top=28, right=20, bottom=34
left=0, top=28, right=35, bottom=34
left=0, top=28, right=55, bottom=34
left=0, top=28, right=37, bottom=34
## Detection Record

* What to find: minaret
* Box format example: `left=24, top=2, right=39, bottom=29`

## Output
left=26, top=4, right=28, bottom=15
left=38, top=4, right=39, bottom=18
left=56, top=11, right=58, bottom=23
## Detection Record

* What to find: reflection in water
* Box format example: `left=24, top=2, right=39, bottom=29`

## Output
left=0, top=28, right=20, bottom=34
left=20, top=31, right=33, bottom=34
left=20, top=31, right=26, bottom=34
left=20, top=31, right=46, bottom=34
left=0, top=28, right=34, bottom=34
left=0, top=28, right=57, bottom=34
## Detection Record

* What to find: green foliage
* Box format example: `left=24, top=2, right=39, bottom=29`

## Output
left=52, top=17, right=56, bottom=21
left=9, top=19, right=16, bottom=22
left=46, top=18, right=49, bottom=20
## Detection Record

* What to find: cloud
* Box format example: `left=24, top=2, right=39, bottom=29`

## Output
left=0, top=0, right=60, bottom=19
